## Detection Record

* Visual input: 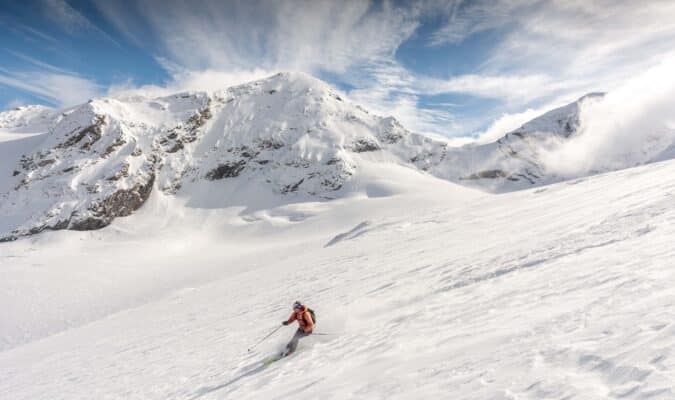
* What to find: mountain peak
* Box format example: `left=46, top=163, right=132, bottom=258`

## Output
left=0, top=73, right=415, bottom=241
left=496, top=92, right=604, bottom=144
left=226, top=71, right=335, bottom=98
left=267, top=70, right=323, bottom=84
left=578, top=92, right=605, bottom=101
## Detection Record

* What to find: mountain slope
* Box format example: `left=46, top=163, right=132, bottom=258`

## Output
left=1, top=154, right=675, bottom=399
left=0, top=105, right=57, bottom=133
left=402, top=93, right=605, bottom=191
left=0, top=73, right=419, bottom=241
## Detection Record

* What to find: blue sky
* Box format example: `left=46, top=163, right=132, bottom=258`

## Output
left=2, top=0, right=675, bottom=139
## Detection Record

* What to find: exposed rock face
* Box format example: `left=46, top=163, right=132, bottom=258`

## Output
left=462, top=170, right=509, bottom=180
left=205, top=163, right=246, bottom=180
left=352, top=139, right=381, bottom=153
left=69, top=173, right=155, bottom=231
left=0, top=97, right=177, bottom=241
left=58, top=115, right=105, bottom=150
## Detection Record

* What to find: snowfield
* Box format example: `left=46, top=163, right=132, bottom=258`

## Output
left=2, top=73, right=675, bottom=399
left=2, top=155, right=675, bottom=399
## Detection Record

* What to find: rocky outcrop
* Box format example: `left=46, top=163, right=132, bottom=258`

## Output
left=352, top=139, right=381, bottom=153
left=69, top=173, right=155, bottom=231
left=205, top=162, right=246, bottom=180
left=58, top=115, right=105, bottom=150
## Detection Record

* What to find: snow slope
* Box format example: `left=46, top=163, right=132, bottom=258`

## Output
left=0, top=105, right=56, bottom=191
left=0, top=105, right=56, bottom=133
left=3, top=73, right=675, bottom=399
left=2, top=155, right=675, bottom=399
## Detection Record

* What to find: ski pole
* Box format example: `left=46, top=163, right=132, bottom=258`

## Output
left=248, top=325, right=283, bottom=352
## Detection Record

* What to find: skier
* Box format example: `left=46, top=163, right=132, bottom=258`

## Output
left=281, top=301, right=314, bottom=355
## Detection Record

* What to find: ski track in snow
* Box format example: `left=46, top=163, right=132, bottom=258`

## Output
left=2, top=159, right=675, bottom=398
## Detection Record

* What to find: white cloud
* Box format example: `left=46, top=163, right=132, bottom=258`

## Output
left=342, top=64, right=571, bottom=137
left=474, top=107, right=548, bottom=144
left=107, top=67, right=276, bottom=99
left=169, top=68, right=275, bottom=93
left=41, top=0, right=121, bottom=47
left=463, top=1, right=675, bottom=85
left=1, top=18, right=60, bottom=45
left=340, top=61, right=462, bottom=137
left=420, top=74, right=552, bottom=102
left=90, top=0, right=146, bottom=47
left=0, top=68, right=101, bottom=108
left=95, top=0, right=419, bottom=73
left=348, top=85, right=460, bottom=138
left=42, top=0, right=92, bottom=31
left=428, top=0, right=517, bottom=46
left=539, top=56, right=675, bottom=176
left=6, top=50, right=72, bottom=74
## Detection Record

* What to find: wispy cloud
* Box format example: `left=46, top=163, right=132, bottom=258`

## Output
left=6, top=0, right=675, bottom=142
left=341, top=61, right=462, bottom=137
left=0, top=17, right=60, bottom=45
left=428, top=0, right=517, bottom=46
left=420, top=74, right=553, bottom=103
left=341, top=64, right=569, bottom=137
left=473, top=107, right=550, bottom=144
left=90, top=0, right=146, bottom=48
left=5, top=50, right=72, bottom=74
left=106, top=66, right=275, bottom=100
left=40, top=0, right=122, bottom=47
left=441, top=1, right=675, bottom=86
left=95, top=0, right=420, bottom=73
left=0, top=66, right=101, bottom=108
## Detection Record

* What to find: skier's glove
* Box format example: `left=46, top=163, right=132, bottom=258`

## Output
left=282, top=321, right=289, bottom=326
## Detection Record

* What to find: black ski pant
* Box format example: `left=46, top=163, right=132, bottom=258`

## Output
left=286, top=329, right=310, bottom=354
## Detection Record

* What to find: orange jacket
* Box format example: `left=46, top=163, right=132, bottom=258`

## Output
left=286, top=306, right=314, bottom=333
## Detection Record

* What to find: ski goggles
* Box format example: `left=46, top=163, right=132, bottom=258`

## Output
left=293, top=303, right=303, bottom=309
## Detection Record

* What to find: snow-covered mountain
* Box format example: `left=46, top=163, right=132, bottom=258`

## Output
left=0, top=72, right=466, bottom=241
left=3, top=72, right=675, bottom=399
left=1, top=73, right=673, bottom=242
left=0, top=72, right=415, bottom=241
left=0, top=105, right=57, bottom=132
left=406, top=92, right=605, bottom=191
